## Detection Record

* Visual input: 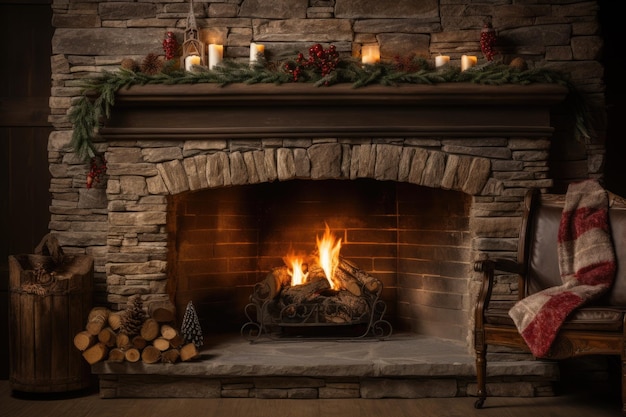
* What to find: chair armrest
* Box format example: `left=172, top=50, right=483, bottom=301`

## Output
left=474, top=257, right=525, bottom=332
left=474, top=257, right=524, bottom=275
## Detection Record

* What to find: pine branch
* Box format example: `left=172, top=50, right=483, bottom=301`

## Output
left=67, top=58, right=593, bottom=165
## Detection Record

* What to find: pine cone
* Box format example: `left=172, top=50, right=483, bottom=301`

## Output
left=121, top=58, right=138, bottom=72
left=119, top=294, right=146, bottom=336
left=509, top=57, right=528, bottom=70
left=140, top=53, right=164, bottom=75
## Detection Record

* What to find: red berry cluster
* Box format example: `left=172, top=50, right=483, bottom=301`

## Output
left=86, top=155, right=107, bottom=189
left=480, top=23, right=497, bottom=61
left=284, top=44, right=340, bottom=82
left=393, top=55, right=425, bottom=73
left=162, top=31, right=178, bottom=61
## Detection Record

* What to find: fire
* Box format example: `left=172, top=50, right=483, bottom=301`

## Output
left=284, top=250, right=308, bottom=286
left=316, top=224, right=342, bottom=289
left=283, top=224, right=343, bottom=289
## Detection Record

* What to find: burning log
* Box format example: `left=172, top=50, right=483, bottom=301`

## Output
left=307, top=290, right=369, bottom=324
left=332, top=267, right=362, bottom=296
left=257, top=266, right=292, bottom=300
left=258, top=256, right=383, bottom=326
left=243, top=225, right=392, bottom=340
left=337, top=257, right=382, bottom=295
left=280, top=274, right=330, bottom=306
left=305, top=263, right=327, bottom=282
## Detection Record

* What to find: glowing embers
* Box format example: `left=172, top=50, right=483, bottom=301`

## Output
left=242, top=225, right=392, bottom=341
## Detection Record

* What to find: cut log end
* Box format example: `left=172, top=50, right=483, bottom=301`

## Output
left=141, top=345, right=161, bottom=364
left=82, top=343, right=108, bottom=365
left=140, top=318, right=160, bottom=341
left=180, top=343, right=199, bottom=362
left=73, top=331, right=96, bottom=351
left=124, top=348, right=141, bottom=363
left=107, top=348, right=126, bottom=363
left=149, top=301, right=177, bottom=323
left=161, top=349, right=181, bottom=364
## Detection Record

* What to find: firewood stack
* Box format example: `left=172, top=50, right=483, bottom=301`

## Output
left=73, top=296, right=200, bottom=365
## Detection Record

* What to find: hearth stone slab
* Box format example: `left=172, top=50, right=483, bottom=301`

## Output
left=92, top=334, right=559, bottom=399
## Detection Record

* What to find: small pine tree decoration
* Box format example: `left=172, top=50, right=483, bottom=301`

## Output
left=181, top=301, right=203, bottom=348
left=119, top=294, right=146, bottom=337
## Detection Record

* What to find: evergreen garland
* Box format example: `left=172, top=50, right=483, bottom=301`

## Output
left=68, top=56, right=592, bottom=165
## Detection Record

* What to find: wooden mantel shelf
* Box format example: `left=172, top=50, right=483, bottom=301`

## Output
left=99, top=83, right=568, bottom=140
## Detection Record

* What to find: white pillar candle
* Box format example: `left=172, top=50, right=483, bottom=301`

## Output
left=208, top=44, right=223, bottom=70
left=361, top=45, right=380, bottom=65
left=435, top=55, right=450, bottom=68
left=184, top=55, right=201, bottom=72
left=461, top=55, right=477, bottom=71
left=249, top=42, right=265, bottom=63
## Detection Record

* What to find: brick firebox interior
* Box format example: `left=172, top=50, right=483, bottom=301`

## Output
left=169, top=179, right=471, bottom=338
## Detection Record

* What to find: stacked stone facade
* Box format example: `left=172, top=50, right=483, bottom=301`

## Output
left=47, top=0, right=606, bottom=348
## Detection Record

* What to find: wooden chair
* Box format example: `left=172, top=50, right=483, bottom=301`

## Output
left=473, top=188, right=626, bottom=415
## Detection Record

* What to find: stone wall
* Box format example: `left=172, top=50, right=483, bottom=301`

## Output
left=50, top=1, right=605, bottom=139
left=47, top=1, right=606, bottom=326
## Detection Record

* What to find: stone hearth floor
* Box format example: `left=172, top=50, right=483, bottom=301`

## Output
left=92, top=333, right=559, bottom=399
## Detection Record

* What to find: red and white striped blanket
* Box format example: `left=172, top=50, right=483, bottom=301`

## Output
left=508, top=179, right=617, bottom=357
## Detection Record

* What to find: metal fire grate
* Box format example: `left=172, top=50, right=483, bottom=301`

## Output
left=241, top=279, right=393, bottom=342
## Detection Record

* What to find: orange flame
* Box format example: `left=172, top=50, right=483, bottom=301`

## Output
left=284, top=250, right=308, bottom=286
left=316, top=224, right=342, bottom=289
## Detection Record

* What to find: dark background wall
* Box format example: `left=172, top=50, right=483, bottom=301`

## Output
left=599, top=0, right=625, bottom=196
left=0, top=0, right=53, bottom=379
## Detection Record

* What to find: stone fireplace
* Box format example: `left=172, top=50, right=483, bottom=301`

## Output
left=83, top=82, right=567, bottom=398
left=43, top=0, right=607, bottom=399
left=86, top=81, right=566, bottom=344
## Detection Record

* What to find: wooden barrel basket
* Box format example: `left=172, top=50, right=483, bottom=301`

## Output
left=8, top=235, right=94, bottom=393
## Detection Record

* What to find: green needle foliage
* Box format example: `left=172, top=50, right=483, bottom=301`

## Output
left=68, top=57, right=592, bottom=164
